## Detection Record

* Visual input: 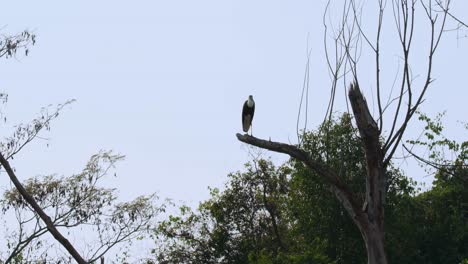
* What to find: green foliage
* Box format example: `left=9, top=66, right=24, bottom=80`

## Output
left=391, top=112, right=468, bottom=263
left=153, top=113, right=467, bottom=263
left=385, top=166, right=467, bottom=263
left=248, top=239, right=334, bottom=264
left=288, top=114, right=367, bottom=263
left=154, top=159, right=305, bottom=263
left=407, top=111, right=467, bottom=180
left=0, top=151, right=165, bottom=263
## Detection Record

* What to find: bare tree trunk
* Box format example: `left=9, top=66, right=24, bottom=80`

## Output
left=363, top=226, right=387, bottom=264
left=348, top=82, right=388, bottom=264
left=236, top=83, right=389, bottom=264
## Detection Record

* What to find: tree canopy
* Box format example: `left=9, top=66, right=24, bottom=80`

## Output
left=153, top=114, right=467, bottom=264
left=1, top=0, right=466, bottom=262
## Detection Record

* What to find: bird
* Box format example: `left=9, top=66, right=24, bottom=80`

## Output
left=242, top=95, right=255, bottom=135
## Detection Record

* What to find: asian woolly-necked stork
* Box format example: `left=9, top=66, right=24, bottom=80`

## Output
left=242, top=95, right=255, bottom=135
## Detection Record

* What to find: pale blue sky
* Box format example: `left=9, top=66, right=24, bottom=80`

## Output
left=0, top=0, right=467, bottom=207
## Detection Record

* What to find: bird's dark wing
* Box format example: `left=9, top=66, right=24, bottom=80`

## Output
left=242, top=101, right=248, bottom=126
left=242, top=101, right=255, bottom=132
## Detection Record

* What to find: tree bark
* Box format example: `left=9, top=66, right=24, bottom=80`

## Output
left=236, top=133, right=361, bottom=221
left=363, top=226, right=387, bottom=264
left=236, top=82, right=389, bottom=264
left=0, top=152, right=88, bottom=264
left=348, top=82, right=387, bottom=264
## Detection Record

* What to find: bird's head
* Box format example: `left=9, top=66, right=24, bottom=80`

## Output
left=248, top=95, right=253, bottom=101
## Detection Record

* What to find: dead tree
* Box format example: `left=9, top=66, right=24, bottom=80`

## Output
left=237, top=1, right=463, bottom=263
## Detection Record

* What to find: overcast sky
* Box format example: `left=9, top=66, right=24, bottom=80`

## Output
left=0, top=0, right=467, bottom=208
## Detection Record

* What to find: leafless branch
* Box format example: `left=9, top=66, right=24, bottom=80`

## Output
left=236, top=133, right=363, bottom=222
left=403, top=144, right=467, bottom=182
left=434, top=0, right=468, bottom=28
left=384, top=0, right=449, bottom=166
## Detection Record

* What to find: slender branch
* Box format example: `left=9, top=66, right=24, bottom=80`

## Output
left=253, top=160, right=284, bottom=252
left=350, top=0, right=377, bottom=52
left=385, top=0, right=413, bottom=151
left=376, top=0, right=385, bottom=132
left=6, top=226, right=48, bottom=264
left=435, top=0, right=468, bottom=28
left=0, top=152, right=88, bottom=264
left=403, top=144, right=467, bottom=182
left=384, top=0, right=448, bottom=166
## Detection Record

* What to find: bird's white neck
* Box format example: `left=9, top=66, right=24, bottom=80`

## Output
left=247, top=98, right=254, bottom=107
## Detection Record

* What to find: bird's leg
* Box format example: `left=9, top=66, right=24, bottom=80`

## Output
left=250, top=124, right=253, bottom=136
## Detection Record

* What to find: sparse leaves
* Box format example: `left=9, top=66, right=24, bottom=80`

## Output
left=0, top=151, right=165, bottom=263
left=0, top=100, right=75, bottom=160
left=407, top=112, right=467, bottom=180
left=0, top=30, right=36, bottom=59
